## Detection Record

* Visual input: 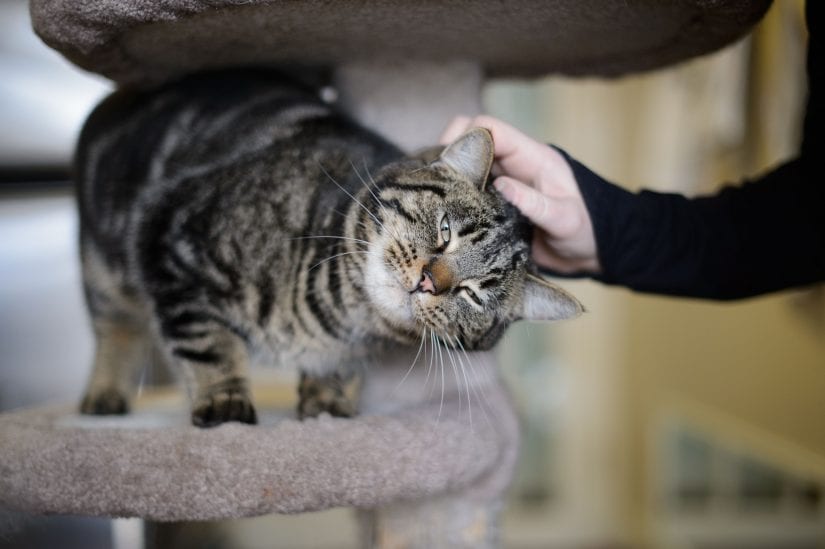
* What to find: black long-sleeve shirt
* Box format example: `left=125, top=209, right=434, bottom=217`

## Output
left=565, top=2, right=823, bottom=300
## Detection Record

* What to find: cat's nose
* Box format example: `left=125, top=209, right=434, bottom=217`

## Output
left=417, top=270, right=437, bottom=294
left=417, top=259, right=454, bottom=295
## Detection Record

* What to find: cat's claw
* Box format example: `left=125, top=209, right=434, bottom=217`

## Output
left=80, top=388, right=130, bottom=415
left=297, top=373, right=357, bottom=419
left=191, top=388, right=257, bottom=427
left=297, top=395, right=356, bottom=419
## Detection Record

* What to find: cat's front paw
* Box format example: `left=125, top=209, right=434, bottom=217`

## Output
left=192, top=385, right=257, bottom=427
left=297, top=372, right=357, bottom=420
left=80, top=387, right=130, bottom=415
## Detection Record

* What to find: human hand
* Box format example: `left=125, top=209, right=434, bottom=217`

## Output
left=440, top=115, right=601, bottom=274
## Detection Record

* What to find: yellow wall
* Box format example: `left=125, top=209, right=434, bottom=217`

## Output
left=489, top=1, right=823, bottom=545
left=625, top=289, right=825, bottom=543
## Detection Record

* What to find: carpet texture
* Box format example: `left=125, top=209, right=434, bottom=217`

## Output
left=0, top=364, right=518, bottom=521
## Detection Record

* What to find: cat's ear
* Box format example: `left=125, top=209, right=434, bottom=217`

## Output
left=520, top=273, right=584, bottom=321
left=436, top=127, right=494, bottom=189
left=410, top=145, right=446, bottom=164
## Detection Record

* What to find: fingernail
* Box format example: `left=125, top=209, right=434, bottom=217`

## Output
left=493, top=177, right=508, bottom=193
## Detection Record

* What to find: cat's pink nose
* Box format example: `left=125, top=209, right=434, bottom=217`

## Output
left=417, top=270, right=437, bottom=294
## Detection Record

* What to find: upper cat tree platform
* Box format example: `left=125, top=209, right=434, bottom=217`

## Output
left=31, top=0, right=772, bottom=86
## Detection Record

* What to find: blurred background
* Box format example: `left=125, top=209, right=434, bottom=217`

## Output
left=1, top=0, right=823, bottom=547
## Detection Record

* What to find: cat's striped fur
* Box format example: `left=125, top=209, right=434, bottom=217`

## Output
left=76, top=70, right=582, bottom=427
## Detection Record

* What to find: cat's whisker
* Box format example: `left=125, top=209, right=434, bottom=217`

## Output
left=318, top=162, right=389, bottom=236
left=288, top=235, right=371, bottom=247
left=352, top=220, right=377, bottom=240
left=302, top=278, right=400, bottom=298
left=349, top=159, right=388, bottom=215
left=330, top=207, right=354, bottom=221
left=359, top=159, right=408, bottom=243
left=362, top=158, right=378, bottom=188
left=426, top=329, right=437, bottom=398
left=435, top=333, right=446, bottom=426
left=135, top=359, right=148, bottom=399
left=350, top=217, right=395, bottom=251
left=392, top=328, right=427, bottom=395
left=308, top=250, right=374, bottom=273
left=424, top=328, right=440, bottom=433
left=349, top=158, right=406, bottom=244
left=329, top=206, right=382, bottom=244
left=446, top=335, right=475, bottom=431
left=349, top=159, right=381, bottom=205
left=443, top=337, right=471, bottom=430
left=442, top=336, right=463, bottom=418
left=454, top=337, right=496, bottom=427
left=452, top=335, right=496, bottom=430
left=362, top=158, right=384, bottom=195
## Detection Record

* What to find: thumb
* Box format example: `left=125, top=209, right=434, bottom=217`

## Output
left=493, top=176, right=567, bottom=236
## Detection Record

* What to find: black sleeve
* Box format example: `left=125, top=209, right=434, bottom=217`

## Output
left=553, top=2, right=824, bottom=300
left=562, top=152, right=823, bottom=300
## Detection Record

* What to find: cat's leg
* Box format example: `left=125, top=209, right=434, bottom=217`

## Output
left=158, top=313, right=257, bottom=427
left=80, top=316, right=148, bottom=415
left=297, top=369, right=362, bottom=419
left=79, top=244, right=148, bottom=415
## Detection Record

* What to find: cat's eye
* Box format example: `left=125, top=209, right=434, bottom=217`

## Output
left=439, top=214, right=451, bottom=244
left=460, top=286, right=483, bottom=307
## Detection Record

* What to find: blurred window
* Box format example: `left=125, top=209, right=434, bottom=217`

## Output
left=0, top=0, right=111, bottom=183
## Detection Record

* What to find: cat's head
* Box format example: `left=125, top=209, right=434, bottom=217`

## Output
left=363, top=128, right=583, bottom=350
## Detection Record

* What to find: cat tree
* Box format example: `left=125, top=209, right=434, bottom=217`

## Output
left=2, top=1, right=771, bottom=547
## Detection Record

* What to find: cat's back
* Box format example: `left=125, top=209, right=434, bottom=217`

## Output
left=76, top=69, right=330, bottom=213
left=75, top=68, right=403, bottom=312
left=75, top=69, right=365, bottom=279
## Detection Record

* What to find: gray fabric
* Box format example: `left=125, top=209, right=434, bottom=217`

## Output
left=0, top=377, right=518, bottom=521
left=30, top=0, right=772, bottom=86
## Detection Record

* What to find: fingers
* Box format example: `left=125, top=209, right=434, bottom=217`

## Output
left=439, top=116, right=473, bottom=144
left=440, top=115, right=547, bottom=183
left=441, top=116, right=599, bottom=273
left=441, top=115, right=531, bottom=155
left=493, top=176, right=578, bottom=237
left=493, top=176, right=555, bottom=226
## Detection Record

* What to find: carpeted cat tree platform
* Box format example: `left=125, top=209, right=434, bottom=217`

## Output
left=0, top=359, right=520, bottom=541
left=2, top=1, right=771, bottom=547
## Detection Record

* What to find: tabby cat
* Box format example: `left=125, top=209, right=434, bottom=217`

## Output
left=76, top=70, right=582, bottom=427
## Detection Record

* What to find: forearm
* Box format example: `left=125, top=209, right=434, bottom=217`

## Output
left=562, top=150, right=825, bottom=300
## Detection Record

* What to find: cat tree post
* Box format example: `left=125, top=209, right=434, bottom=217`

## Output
left=334, top=61, right=484, bottom=151
left=355, top=347, right=518, bottom=548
